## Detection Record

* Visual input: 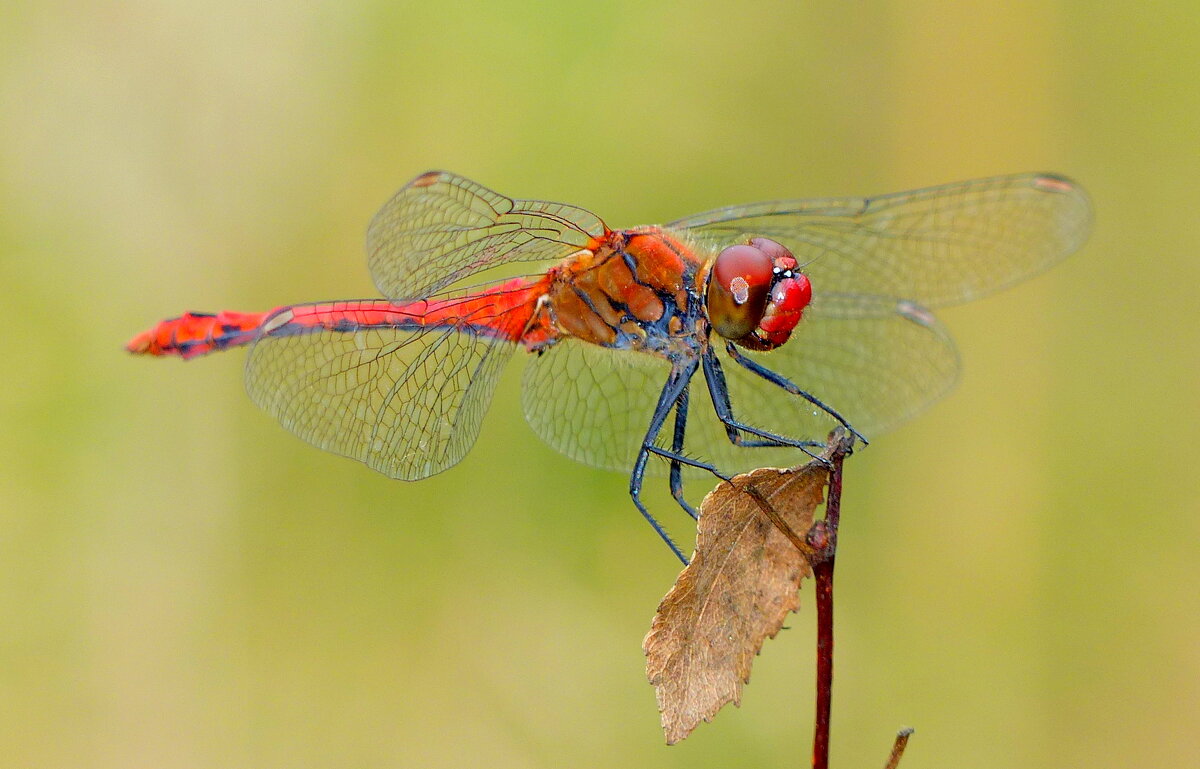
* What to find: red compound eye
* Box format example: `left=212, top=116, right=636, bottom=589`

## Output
left=771, top=273, right=812, bottom=313
left=748, top=237, right=794, bottom=265
left=707, top=244, right=774, bottom=339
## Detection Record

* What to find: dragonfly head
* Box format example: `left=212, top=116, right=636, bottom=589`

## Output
left=706, top=237, right=812, bottom=350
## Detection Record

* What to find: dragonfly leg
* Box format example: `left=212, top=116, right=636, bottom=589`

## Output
left=630, top=360, right=700, bottom=565
left=701, top=349, right=826, bottom=459
left=668, top=384, right=699, bottom=520
left=724, top=342, right=869, bottom=445
left=646, top=446, right=732, bottom=483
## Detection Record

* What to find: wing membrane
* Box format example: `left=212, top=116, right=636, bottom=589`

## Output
left=521, top=339, right=672, bottom=474
left=367, top=171, right=606, bottom=300
left=673, top=295, right=960, bottom=473
left=670, top=173, right=1091, bottom=308
left=245, top=301, right=517, bottom=480
left=519, top=293, right=958, bottom=476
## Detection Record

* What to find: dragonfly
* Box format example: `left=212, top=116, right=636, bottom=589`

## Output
left=128, top=170, right=1091, bottom=563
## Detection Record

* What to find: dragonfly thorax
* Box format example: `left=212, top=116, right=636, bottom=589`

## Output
left=705, top=237, right=812, bottom=351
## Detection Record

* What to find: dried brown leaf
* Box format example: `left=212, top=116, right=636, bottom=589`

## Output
left=643, top=458, right=828, bottom=744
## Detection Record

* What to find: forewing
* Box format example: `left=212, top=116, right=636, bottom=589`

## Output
left=670, top=173, right=1091, bottom=308
left=367, top=171, right=607, bottom=300
left=680, top=294, right=960, bottom=473
left=520, top=339, right=673, bottom=474
left=244, top=302, right=516, bottom=480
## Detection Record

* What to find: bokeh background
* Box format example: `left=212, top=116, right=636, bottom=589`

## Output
left=2, top=1, right=1197, bottom=767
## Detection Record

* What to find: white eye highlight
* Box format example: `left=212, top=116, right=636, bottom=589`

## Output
left=730, top=276, right=750, bottom=305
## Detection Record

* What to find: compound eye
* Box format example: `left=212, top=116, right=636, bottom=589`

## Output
left=748, top=237, right=793, bottom=263
left=707, top=244, right=774, bottom=340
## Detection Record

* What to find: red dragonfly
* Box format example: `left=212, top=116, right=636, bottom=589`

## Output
left=129, top=170, right=1090, bottom=562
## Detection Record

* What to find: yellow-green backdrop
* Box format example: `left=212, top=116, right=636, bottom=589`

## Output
left=2, top=2, right=1196, bottom=767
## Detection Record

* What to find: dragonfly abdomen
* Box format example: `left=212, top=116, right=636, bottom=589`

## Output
left=128, top=278, right=554, bottom=360
left=126, top=310, right=271, bottom=359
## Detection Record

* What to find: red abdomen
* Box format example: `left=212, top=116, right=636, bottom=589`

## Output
left=126, top=276, right=556, bottom=360
left=126, top=310, right=271, bottom=359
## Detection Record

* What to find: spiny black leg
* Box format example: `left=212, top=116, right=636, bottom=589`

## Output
left=668, top=384, right=698, bottom=520
left=702, top=343, right=751, bottom=445
left=724, top=342, right=868, bottom=444
left=702, top=349, right=826, bottom=459
left=630, top=360, right=699, bottom=565
left=646, top=446, right=733, bottom=483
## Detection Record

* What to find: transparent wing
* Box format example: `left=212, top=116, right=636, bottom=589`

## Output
left=367, top=171, right=607, bottom=300
left=679, top=294, right=960, bottom=473
left=244, top=301, right=517, bottom=480
left=521, top=339, right=672, bottom=474
left=669, top=173, right=1091, bottom=308
left=520, top=293, right=957, bottom=477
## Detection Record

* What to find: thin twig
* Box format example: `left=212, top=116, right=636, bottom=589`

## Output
left=883, top=728, right=914, bottom=769
left=810, top=555, right=834, bottom=769
left=810, top=430, right=850, bottom=769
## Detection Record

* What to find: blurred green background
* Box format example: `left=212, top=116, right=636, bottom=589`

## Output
left=2, top=1, right=1197, bottom=767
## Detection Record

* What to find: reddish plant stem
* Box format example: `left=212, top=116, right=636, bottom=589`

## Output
left=883, top=728, right=915, bottom=769
left=810, top=437, right=847, bottom=769
left=824, top=441, right=845, bottom=533
left=811, top=558, right=834, bottom=769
